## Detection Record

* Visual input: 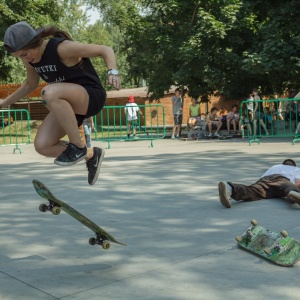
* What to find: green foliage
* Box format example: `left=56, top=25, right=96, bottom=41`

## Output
left=85, top=0, right=300, bottom=100
left=241, top=0, right=300, bottom=96
left=2, top=0, right=300, bottom=101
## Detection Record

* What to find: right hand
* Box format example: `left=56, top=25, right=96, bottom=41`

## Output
left=107, top=75, right=121, bottom=90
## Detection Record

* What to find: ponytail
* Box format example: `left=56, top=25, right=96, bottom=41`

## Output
left=22, top=26, right=73, bottom=50
left=40, top=26, right=73, bottom=41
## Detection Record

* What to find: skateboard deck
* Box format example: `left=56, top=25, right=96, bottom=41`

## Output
left=235, top=219, right=300, bottom=266
left=33, top=179, right=126, bottom=250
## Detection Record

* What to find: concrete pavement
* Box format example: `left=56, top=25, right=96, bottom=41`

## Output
left=1, top=138, right=300, bottom=299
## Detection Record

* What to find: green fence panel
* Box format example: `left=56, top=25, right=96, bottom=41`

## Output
left=93, top=104, right=166, bottom=148
left=0, top=109, right=31, bottom=153
left=239, top=98, right=300, bottom=145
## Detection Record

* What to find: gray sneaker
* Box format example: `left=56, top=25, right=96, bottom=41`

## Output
left=218, top=181, right=232, bottom=208
left=86, top=147, right=105, bottom=185
left=287, top=191, right=300, bottom=205
left=54, top=143, right=87, bottom=166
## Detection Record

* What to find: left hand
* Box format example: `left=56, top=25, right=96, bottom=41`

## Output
left=107, top=75, right=121, bottom=90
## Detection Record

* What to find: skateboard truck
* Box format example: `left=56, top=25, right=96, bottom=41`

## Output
left=235, top=219, right=257, bottom=245
left=39, top=201, right=61, bottom=215
left=89, top=234, right=110, bottom=250
left=264, top=230, right=289, bottom=256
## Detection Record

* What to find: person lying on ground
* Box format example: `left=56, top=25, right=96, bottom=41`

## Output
left=218, top=159, right=300, bottom=208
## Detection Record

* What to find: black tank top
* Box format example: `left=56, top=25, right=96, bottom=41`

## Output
left=30, top=37, right=103, bottom=88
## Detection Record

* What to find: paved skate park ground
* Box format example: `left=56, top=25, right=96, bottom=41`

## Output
left=1, top=137, right=300, bottom=300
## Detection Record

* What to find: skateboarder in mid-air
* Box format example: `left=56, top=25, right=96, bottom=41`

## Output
left=218, top=159, right=300, bottom=208
left=0, top=21, right=121, bottom=185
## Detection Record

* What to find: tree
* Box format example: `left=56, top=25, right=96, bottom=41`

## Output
left=66, top=1, right=300, bottom=99
left=241, top=0, right=300, bottom=96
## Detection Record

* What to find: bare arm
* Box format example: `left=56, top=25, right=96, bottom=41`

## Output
left=57, top=41, right=120, bottom=90
left=206, top=114, right=211, bottom=124
left=0, top=64, right=40, bottom=108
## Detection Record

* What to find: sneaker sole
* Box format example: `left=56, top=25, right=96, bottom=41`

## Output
left=89, top=148, right=105, bottom=186
left=218, top=182, right=231, bottom=208
left=54, top=154, right=87, bottom=166
left=288, top=192, right=300, bottom=205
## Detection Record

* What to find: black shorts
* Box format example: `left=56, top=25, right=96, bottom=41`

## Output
left=76, top=85, right=106, bottom=126
left=174, top=114, right=182, bottom=125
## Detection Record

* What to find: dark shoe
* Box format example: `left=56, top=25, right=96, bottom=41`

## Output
left=86, top=147, right=105, bottom=185
left=218, top=181, right=232, bottom=208
left=287, top=191, right=300, bottom=205
left=54, top=143, right=87, bottom=166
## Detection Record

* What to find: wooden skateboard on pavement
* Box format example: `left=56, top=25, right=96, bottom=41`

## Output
left=235, top=219, right=300, bottom=266
left=33, top=179, right=126, bottom=250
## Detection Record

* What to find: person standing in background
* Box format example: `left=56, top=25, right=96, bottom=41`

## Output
left=252, top=88, right=269, bottom=136
left=124, top=95, right=143, bottom=139
left=171, top=88, right=183, bottom=139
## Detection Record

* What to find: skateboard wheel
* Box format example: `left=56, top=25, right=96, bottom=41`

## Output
left=251, top=219, right=257, bottom=226
left=39, top=204, right=48, bottom=212
left=102, top=241, right=110, bottom=250
left=264, top=247, right=272, bottom=255
left=280, top=230, right=288, bottom=237
left=51, top=206, right=61, bottom=215
left=89, top=238, right=96, bottom=245
left=235, top=236, right=243, bottom=243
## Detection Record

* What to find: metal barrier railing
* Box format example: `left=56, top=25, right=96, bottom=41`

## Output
left=0, top=109, right=31, bottom=153
left=93, top=104, right=166, bottom=148
left=239, top=98, right=300, bottom=145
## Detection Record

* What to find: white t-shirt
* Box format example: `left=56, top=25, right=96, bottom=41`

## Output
left=246, top=97, right=254, bottom=111
left=261, top=164, right=300, bottom=184
left=125, top=103, right=140, bottom=121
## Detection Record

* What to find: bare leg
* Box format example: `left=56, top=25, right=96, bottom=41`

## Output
left=227, top=119, right=231, bottom=131
left=34, top=112, right=67, bottom=157
left=259, top=119, right=269, bottom=135
left=207, top=123, right=212, bottom=134
left=216, top=121, right=222, bottom=133
left=232, top=119, right=237, bottom=131
left=172, top=125, right=177, bottom=136
left=176, top=124, right=181, bottom=136
left=253, top=120, right=258, bottom=136
left=41, top=83, right=89, bottom=149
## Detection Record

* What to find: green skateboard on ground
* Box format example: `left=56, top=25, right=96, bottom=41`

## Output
left=33, top=179, right=126, bottom=250
left=235, top=219, right=300, bottom=266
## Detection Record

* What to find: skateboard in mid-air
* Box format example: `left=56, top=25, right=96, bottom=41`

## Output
left=235, top=219, right=300, bottom=266
left=33, top=179, right=126, bottom=250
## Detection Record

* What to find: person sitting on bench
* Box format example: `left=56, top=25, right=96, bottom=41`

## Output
left=206, top=107, right=222, bottom=137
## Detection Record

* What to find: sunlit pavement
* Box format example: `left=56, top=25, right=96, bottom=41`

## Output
left=1, top=138, right=300, bottom=300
